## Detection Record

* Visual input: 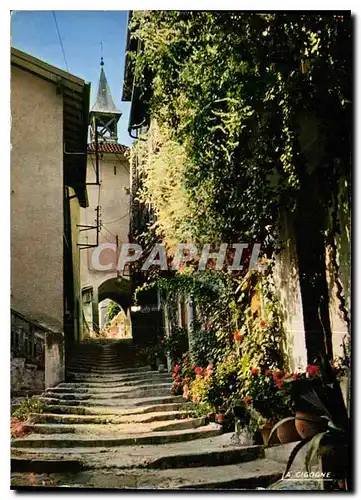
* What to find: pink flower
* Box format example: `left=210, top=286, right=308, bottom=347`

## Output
left=192, top=364, right=196, bottom=370
left=173, top=364, right=180, bottom=374
left=195, top=367, right=203, bottom=376
left=205, top=322, right=212, bottom=330
left=306, top=365, right=320, bottom=377
left=172, top=373, right=177, bottom=380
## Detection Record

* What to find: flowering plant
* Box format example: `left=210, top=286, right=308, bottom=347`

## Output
left=171, top=352, right=196, bottom=396
left=241, top=368, right=294, bottom=421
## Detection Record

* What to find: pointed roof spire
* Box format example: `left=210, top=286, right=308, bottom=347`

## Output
left=91, top=57, right=121, bottom=115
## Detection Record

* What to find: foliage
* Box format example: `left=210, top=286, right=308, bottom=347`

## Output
left=161, top=327, right=189, bottom=364
left=105, top=301, right=121, bottom=325
left=136, top=269, right=239, bottom=366
left=182, top=401, right=215, bottom=419
left=275, top=355, right=350, bottom=490
left=12, top=396, right=45, bottom=421
left=130, top=12, right=351, bottom=248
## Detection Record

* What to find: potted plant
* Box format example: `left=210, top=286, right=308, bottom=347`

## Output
left=269, top=356, right=350, bottom=490
left=241, top=367, right=299, bottom=444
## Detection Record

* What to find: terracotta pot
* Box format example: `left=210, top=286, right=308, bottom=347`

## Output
left=276, top=418, right=300, bottom=444
left=295, top=411, right=328, bottom=439
left=261, top=422, right=279, bottom=445
left=215, top=413, right=225, bottom=424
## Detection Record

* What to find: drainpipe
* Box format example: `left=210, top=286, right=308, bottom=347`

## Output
left=187, top=295, right=195, bottom=355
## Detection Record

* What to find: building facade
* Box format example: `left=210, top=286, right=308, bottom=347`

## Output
left=79, top=59, right=131, bottom=335
left=11, top=48, right=90, bottom=392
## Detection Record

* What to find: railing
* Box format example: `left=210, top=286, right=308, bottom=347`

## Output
left=11, top=309, right=45, bottom=368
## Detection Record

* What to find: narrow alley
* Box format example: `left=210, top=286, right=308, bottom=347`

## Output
left=11, top=340, right=285, bottom=489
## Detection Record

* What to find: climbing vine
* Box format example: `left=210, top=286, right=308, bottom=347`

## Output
left=129, top=12, right=351, bottom=248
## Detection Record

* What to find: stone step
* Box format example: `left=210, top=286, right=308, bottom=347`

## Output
left=12, top=424, right=222, bottom=448
left=11, top=457, right=83, bottom=474
left=39, top=394, right=185, bottom=408
left=29, top=410, right=190, bottom=425
left=44, top=387, right=172, bottom=400
left=42, top=402, right=189, bottom=416
left=64, top=372, right=170, bottom=384
left=49, top=382, right=172, bottom=393
left=10, top=459, right=283, bottom=489
left=56, top=377, right=172, bottom=390
left=66, top=367, right=138, bottom=374
left=21, top=417, right=205, bottom=436
left=66, top=363, right=137, bottom=370
left=144, top=443, right=264, bottom=469
left=66, top=358, right=136, bottom=365
left=66, top=368, right=155, bottom=379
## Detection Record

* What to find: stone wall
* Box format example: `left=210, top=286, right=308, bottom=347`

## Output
left=11, top=358, right=44, bottom=396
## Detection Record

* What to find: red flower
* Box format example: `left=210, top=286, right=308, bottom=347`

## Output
left=251, top=368, right=259, bottom=376
left=195, top=367, right=203, bottom=376
left=244, top=396, right=252, bottom=405
left=272, top=370, right=285, bottom=380
left=172, top=373, right=177, bottom=379
left=259, top=319, right=267, bottom=328
left=173, top=364, right=180, bottom=374
left=205, top=323, right=212, bottom=330
left=160, top=339, right=164, bottom=345
left=192, top=364, right=196, bottom=370
left=306, top=364, right=320, bottom=377
left=233, top=331, right=244, bottom=342
left=292, top=373, right=300, bottom=380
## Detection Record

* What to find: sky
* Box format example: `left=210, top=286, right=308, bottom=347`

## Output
left=10, top=10, right=133, bottom=146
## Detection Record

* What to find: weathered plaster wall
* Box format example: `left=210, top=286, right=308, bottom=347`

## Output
left=11, top=65, right=63, bottom=333
left=80, top=151, right=130, bottom=331
left=273, top=215, right=308, bottom=372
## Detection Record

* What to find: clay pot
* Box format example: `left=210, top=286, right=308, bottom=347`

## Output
left=215, top=413, right=225, bottom=424
left=261, top=422, right=279, bottom=445
left=276, top=418, right=301, bottom=444
left=295, top=411, right=328, bottom=439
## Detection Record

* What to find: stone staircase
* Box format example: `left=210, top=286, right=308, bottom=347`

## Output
left=11, top=341, right=284, bottom=489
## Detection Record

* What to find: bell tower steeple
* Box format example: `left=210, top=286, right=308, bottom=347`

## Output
left=89, top=56, right=122, bottom=144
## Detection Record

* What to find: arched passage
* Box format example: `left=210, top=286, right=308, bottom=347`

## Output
left=97, top=278, right=132, bottom=339
left=82, top=277, right=132, bottom=335
left=97, top=277, right=132, bottom=312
